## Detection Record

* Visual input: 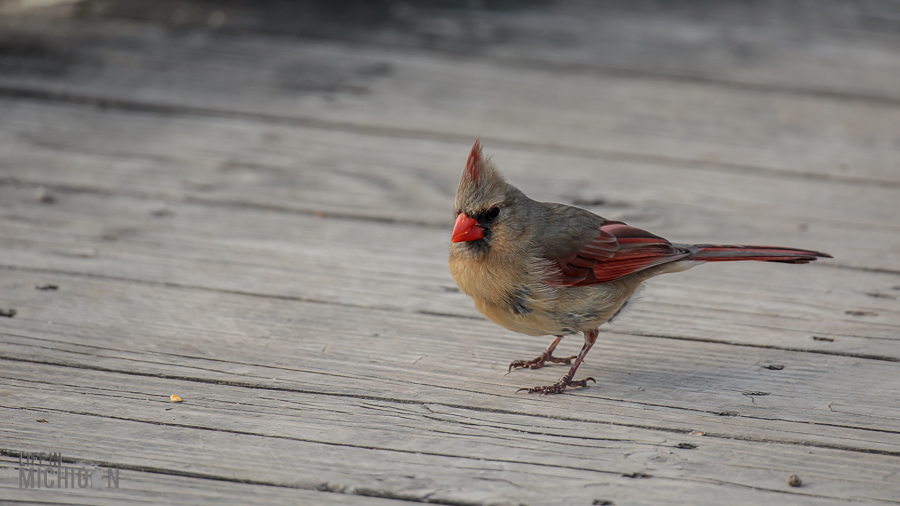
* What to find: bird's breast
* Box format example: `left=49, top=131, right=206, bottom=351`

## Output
left=449, top=252, right=562, bottom=336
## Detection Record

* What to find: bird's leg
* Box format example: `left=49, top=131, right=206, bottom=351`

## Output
left=508, top=335, right=577, bottom=372
left=517, top=330, right=598, bottom=395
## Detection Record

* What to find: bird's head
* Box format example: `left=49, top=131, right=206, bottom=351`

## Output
left=451, top=140, right=528, bottom=256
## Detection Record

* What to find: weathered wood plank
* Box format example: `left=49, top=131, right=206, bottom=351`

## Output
left=0, top=99, right=896, bottom=276
left=0, top=454, right=408, bottom=506
left=1, top=267, right=898, bottom=449
left=2, top=361, right=899, bottom=504
left=0, top=184, right=896, bottom=363
left=1, top=15, right=899, bottom=184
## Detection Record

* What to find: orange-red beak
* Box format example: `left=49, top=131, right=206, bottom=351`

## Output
left=451, top=213, right=484, bottom=243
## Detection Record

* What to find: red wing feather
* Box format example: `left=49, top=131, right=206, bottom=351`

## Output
left=550, top=222, right=690, bottom=286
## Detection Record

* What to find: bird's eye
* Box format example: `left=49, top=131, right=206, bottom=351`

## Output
left=485, top=206, right=501, bottom=221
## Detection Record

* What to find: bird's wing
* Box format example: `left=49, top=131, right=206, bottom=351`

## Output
left=546, top=222, right=691, bottom=286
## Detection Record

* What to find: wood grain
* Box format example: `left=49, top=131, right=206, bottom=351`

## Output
left=0, top=184, right=895, bottom=354
left=2, top=363, right=899, bottom=505
left=0, top=99, right=896, bottom=274
left=1, top=268, right=898, bottom=449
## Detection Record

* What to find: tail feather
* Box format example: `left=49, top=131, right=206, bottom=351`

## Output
left=687, top=245, right=832, bottom=264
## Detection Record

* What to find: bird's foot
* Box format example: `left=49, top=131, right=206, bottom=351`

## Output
left=516, top=376, right=596, bottom=395
left=509, top=351, right=577, bottom=372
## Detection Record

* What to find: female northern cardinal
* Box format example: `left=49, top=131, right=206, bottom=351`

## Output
left=449, top=140, right=831, bottom=395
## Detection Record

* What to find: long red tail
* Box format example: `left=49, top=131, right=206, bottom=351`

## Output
left=687, top=245, right=832, bottom=264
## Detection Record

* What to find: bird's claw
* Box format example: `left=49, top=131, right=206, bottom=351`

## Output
left=508, top=352, right=577, bottom=372
left=516, top=376, right=596, bottom=395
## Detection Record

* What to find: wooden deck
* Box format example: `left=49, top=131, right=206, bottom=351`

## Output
left=1, top=1, right=899, bottom=504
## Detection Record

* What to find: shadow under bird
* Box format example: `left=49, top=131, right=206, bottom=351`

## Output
left=448, top=140, right=831, bottom=395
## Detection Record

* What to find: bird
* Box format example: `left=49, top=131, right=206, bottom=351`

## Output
left=448, top=140, right=831, bottom=395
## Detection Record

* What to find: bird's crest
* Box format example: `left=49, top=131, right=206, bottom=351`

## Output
left=459, top=138, right=503, bottom=186
left=456, top=139, right=508, bottom=213
left=465, top=138, right=484, bottom=181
